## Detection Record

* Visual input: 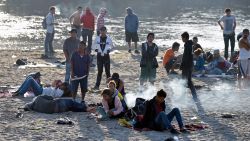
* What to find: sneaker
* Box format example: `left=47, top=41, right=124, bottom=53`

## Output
left=92, top=86, right=99, bottom=91
left=11, top=91, right=19, bottom=97
left=134, top=49, right=140, bottom=54
left=170, top=128, right=181, bottom=134
left=128, top=49, right=131, bottom=53
left=41, top=54, right=49, bottom=59
left=180, top=128, right=190, bottom=134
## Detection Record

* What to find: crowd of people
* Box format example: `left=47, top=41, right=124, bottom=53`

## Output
left=11, top=6, right=250, bottom=135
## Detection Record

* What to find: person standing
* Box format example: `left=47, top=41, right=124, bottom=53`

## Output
left=140, top=33, right=158, bottom=85
left=69, top=6, right=83, bottom=39
left=44, top=6, right=58, bottom=58
left=80, top=7, right=95, bottom=53
left=180, top=32, right=194, bottom=91
left=96, top=8, right=107, bottom=36
left=218, top=8, right=236, bottom=60
left=70, top=41, right=90, bottom=101
left=92, top=26, right=113, bottom=90
left=63, top=29, right=80, bottom=83
left=125, top=7, right=139, bottom=54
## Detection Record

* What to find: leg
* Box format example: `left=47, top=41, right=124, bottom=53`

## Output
left=140, top=67, right=147, bottom=86
left=80, top=77, right=88, bottom=101
left=229, top=33, right=235, bottom=58
left=167, top=108, right=184, bottom=129
left=126, top=31, right=132, bottom=52
left=77, top=26, right=81, bottom=39
left=18, top=77, right=43, bottom=95
left=223, top=34, right=230, bottom=60
left=48, top=32, right=55, bottom=55
left=87, top=29, right=93, bottom=54
left=104, top=59, right=111, bottom=79
left=71, top=80, right=80, bottom=99
left=155, top=112, right=172, bottom=129
left=132, top=32, right=139, bottom=51
left=95, top=58, right=104, bottom=88
left=65, top=62, right=71, bottom=83
left=44, top=32, right=50, bottom=56
left=82, top=29, right=87, bottom=43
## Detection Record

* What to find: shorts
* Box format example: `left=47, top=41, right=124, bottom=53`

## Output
left=71, top=77, right=88, bottom=93
left=238, top=59, right=250, bottom=77
left=165, top=59, right=176, bottom=72
left=125, top=31, right=139, bottom=42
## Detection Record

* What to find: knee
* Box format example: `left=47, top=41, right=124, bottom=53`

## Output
left=172, top=107, right=180, bottom=113
left=159, top=111, right=166, bottom=116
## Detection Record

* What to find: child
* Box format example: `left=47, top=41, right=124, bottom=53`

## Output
left=70, top=41, right=90, bottom=101
left=162, top=42, right=180, bottom=74
left=193, top=48, right=205, bottom=74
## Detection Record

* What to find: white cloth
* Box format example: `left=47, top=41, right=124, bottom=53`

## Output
left=239, top=48, right=250, bottom=60
left=92, top=35, right=113, bottom=56
left=238, top=60, right=250, bottom=77
left=46, top=12, right=55, bottom=33
left=42, top=87, right=63, bottom=97
left=218, top=15, right=236, bottom=34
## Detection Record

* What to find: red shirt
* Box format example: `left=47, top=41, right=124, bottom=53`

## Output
left=81, top=12, right=95, bottom=30
left=156, top=103, right=163, bottom=114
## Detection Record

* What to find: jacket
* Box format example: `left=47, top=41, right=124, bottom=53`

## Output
left=180, top=40, right=193, bottom=70
left=92, top=35, right=113, bottom=56
left=140, top=42, right=158, bottom=68
left=125, top=10, right=139, bottom=32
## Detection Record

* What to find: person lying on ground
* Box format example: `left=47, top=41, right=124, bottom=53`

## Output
left=12, top=77, right=71, bottom=97
left=97, top=88, right=124, bottom=120
left=106, top=72, right=126, bottom=96
left=205, top=54, right=223, bottom=75
left=24, top=95, right=95, bottom=114
left=193, top=48, right=205, bottom=74
left=133, top=89, right=188, bottom=134
left=108, top=80, right=128, bottom=111
left=162, top=42, right=180, bottom=74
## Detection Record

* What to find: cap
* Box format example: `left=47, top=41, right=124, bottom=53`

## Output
left=69, top=28, right=77, bottom=33
left=100, top=26, right=107, bottom=31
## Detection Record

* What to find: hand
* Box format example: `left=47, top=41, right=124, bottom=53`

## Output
left=95, top=49, right=98, bottom=52
left=220, top=26, right=224, bottom=30
left=108, top=110, right=114, bottom=116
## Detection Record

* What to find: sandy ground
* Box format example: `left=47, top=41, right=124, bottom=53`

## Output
left=0, top=49, right=250, bottom=141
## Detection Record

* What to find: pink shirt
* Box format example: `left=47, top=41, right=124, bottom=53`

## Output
left=102, top=96, right=123, bottom=116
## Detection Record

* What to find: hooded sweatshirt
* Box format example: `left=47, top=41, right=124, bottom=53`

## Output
left=125, top=7, right=139, bottom=32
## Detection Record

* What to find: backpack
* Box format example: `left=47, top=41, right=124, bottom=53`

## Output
left=124, top=98, right=146, bottom=120
left=42, top=16, right=47, bottom=29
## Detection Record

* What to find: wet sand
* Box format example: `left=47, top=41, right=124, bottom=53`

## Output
left=0, top=49, right=250, bottom=140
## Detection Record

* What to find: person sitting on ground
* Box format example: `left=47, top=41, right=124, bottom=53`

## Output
left=162, top=42, right=180, bottom=74
left=193, top=48, right=205, bottom=74
left=106, top=73, right=126, bottom=96
left=192, top=36, right=203, bottom=52
left=24, top=95, right=95, bottom=114
left=213, top=49, right=231, bottom=73
left=205, top=54, right=223, bottom=75
left=108, top=80, right=127, bottom=111
left=97, top=88, right=124, bottom=120
left=12, top=77, right=71, bottom=97
left=133, top=89, right=188, bottom=134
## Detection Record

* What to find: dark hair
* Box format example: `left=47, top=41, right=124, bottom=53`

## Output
left=101, top=88, right=112, bottom=96
left=243, top=29, right=249, bottom=33
left=77, top=6, right=82, bottom=10
left=111, top=73, right=120, bottom=80
left=193, top=36, right=198, bottom=40
left=157, top=89, right=167, bottom=98
left=181, top=32, right=189, bottom=40
left=80, top=41, right=86, bottom=46
left=225, top=8, right=231, bottom=13
left=50, top=6, right=55, bottom=11
left=147, top=33, right=155, bottom=39
left=172, top=42, right=180, bottom=49
left=61, top=82, right=72, bottom=97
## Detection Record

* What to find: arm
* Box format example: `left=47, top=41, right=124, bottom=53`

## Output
left=125, top=16, right=128, bottom=32
left=70, top=55, right=75, bottom=78
left=217, top=16, right=224, bottom=30
left=136, top=16, right=139, bottom=31
left=233, top=17, right=236, bottom=31
left=112, top=96, right=123, bottom=116
left=117, top=80, right=124, bottom=93
left=69, top=12, right=75, bottom=25
left=102, top=99, right=109, bottom=113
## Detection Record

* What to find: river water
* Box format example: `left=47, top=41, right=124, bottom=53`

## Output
left=0, top=0, right=250, bottom=52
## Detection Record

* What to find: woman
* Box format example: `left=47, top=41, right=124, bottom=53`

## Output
left=12, top=76, right=71, bottom=97
left=108, top=80, right=127, bottom=110
left=140, top=33, right=158, bottom=85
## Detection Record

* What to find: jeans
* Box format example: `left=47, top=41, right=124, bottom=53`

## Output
left=223, top=33, right=235, bottom=59
left=95, top=55, right=111, bottom=88
left=65, top=62, right=71, bottom=83
left=44, top=32, right=55, bottom=56
left=155, top=108, right=184, bottom=129
left=56, top=99, right=87, bottom=112
left=17, top=76, right=43, bottom=96
left=82, top=29, right=93, bottom=53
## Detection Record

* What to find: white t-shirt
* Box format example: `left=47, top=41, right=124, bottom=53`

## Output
left=218, top=15, right=236, bottom=34
left=42, top=87, right=63, bottom=97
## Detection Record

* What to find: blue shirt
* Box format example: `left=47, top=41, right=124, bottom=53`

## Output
left=125, top=13, right=139, bottom=32
left=71, top=52, right=90, bottom=77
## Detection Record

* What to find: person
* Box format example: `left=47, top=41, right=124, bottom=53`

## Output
left=213, top=49, right=231, bottom=73
left=238, top=29, right=250, bottom=78
left=92, top=26, right=113, bottom=90
left=96, top=8, right=107, bottom=36
left=140, top=33, right=158, bottom=85
left=162, top=42, right=180, bottom=74
left=125, top=7, right=139, bottom=54
left=12, top=77, right=71, bottom=97
left=24, top=95, right=95, bottom=114
left=106, top=73, right=126, bottom=96
left=193, top=48, right=205, bottom=74
left=63, top=29, right=80, bottom=83
left=69, top=6, right=83, bottom=39
left=97, top=88, right=124, bottom=119
left=218, top=8, right=236, bottom=60
left=80, top=7, right=95, bottom=53
left=44, top=6, right=58, bottom=58
left=192, top=36, right=203, bottom=52
left=180, top=32, right=194, bottom=90
left=108, top=80, right=127, bottom=110
left=133, top=89, right=188, bottom=134
left=70, top=41, right=90, bottom=101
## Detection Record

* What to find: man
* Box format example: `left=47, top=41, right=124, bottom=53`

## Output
left=218, top=8, right=236, bottom=60
left=69, top=6, right=83, bottom=39
left=80, top=7, right=95, bottom=53
left=192, top=36, right=203, bottom=52
left=96, top=8, right=107, bottom=36
left=162, top=42, right=180, bottom=74
left=63, top=29, right=80, bottom=83
left=180, top=32, right=194, bottom=91
left=92, top=26, right=113, bottom=90
left=238, top=29, right=250, bottom=78
left=44, top=6, right=58, bottom=58
left=125, top=7, right=139, bottom=54
left=71, top=41, right=90, bottom=101
left=134, top=89, right=188, bottom=134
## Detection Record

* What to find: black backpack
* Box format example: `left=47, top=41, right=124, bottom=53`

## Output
left=125, top=98, right=146, bottom=120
